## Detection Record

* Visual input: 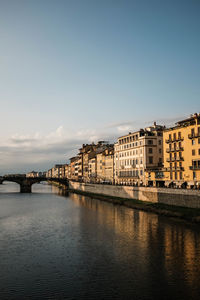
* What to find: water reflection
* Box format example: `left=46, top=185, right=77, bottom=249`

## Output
left=69, top=193, right=200, bottom=299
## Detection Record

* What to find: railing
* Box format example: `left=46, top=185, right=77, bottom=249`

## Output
left=163, top=166, right=184, bottom=171
left=188, top=133, right=195, bottom=139
left=176, top=157, right=184, bottom=161
left=166, top=147, right=184, bottom=152
left=165, top=138, right=172, bottom=144
left=166, top=157, right=184, bottom=162
left=166, top=137, right=184, bottom=143
left=189, top=166, right=200, bottom=170
left=118, top=175, right=139, bottom=178
left=188, top=132, right=200, bottom=139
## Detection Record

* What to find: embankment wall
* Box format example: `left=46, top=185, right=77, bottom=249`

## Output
left=69, top=181, right=200, bottom=209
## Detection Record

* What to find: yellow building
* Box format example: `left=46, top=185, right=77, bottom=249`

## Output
left=96, top=146, right=114, bottom=183
left=88, top=154, right=97, bottom=183
left=163, top=113, right=200, bottom=188
left=96, top=150, right=105, bottom=183
left=104, top=148, right=114, bottom=183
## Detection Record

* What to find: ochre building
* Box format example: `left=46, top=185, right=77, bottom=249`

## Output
left=163, top=113, right=200, bottom=188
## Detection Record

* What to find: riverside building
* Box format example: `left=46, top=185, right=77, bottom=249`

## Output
left=114, top=123, right=164, bottom=185
left=163, top=113, right=200, bottom=188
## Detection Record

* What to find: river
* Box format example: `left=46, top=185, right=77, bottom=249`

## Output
left=0, top=182, right=200, bottom=299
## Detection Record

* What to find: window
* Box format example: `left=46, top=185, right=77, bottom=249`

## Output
left=148, top=140, right=153, bottom=145
left=198, top=138, right=200, bottom=144
left=159, top=148, right=162, bottom=154
left=180, top=172, right=182, bottom=180
left=193, top=171, right=196, bottom=179
left=175, top=172, right=177, bottom=180
left=192, top=150, right=195, bottom=156
left=140, top=170, right=143, bottom=175
left=149, top=148, right=153, bottom=154
left=149, top=156, right=153, bottom=164
left=191, top=128, right=195, bottom=136
left=192, top=140, right=195, bottom=145
left=158, top=140, right=162, bottom=145
left=173, top=133, right=176, bottom=140
left=199, top=149, right=200, bottom=155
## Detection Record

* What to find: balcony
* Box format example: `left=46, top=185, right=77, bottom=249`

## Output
left=188, top=132, right=200, bottom=139
left=175, top=136, right=184, bottom=142
left=189, top=165, right=200, bottom=170
left=176, top=166, right=184, bottom=171
left=176, top=157, right=184, bottom=161
left=188, top=133, right=195, bottom=139
left=166, top=146, right=184, bottom=153
left=166, top=157, right=184, bottom=162
left=176, top=146, right=184, bottom=151
left=163, top=166, right=184, bottom=172
left=165, top=138, right=172, bottom=144
left=165, top=137, right=184, bottom=143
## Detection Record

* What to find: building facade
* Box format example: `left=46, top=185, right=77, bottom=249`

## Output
left=114, top=123, right=164, bottom=185
left=163, top=113, right=200, bottom=188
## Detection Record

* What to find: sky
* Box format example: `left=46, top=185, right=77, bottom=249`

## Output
left=0, top=0, right=199, bottom=174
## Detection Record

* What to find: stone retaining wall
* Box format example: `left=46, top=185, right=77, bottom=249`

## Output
left=69, top=181, right=200, bottom=209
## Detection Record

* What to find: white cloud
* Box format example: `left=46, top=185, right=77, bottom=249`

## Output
left=0, top=126, right=114, bottom=175
left=0, top=114, right=184, bottom=175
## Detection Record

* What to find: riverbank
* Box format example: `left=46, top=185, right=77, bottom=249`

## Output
left=49, top=181, right=200, bottom=223
left=67, top=188, right=200, bottom=223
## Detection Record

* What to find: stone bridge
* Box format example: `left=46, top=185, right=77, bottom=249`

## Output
left=0, top=176, right=69, bottom=193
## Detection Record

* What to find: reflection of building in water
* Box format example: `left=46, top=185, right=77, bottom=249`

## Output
left=163, top=223, right=200, bottom=289
left=70, top=193, right=200, bottom=290
left=70, top=193, right=159, bottom=263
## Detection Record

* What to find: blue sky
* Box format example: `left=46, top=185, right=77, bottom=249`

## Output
left=0, top=0, right=199, bottom=174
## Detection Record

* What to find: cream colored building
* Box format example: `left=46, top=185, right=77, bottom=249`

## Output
left=114, top=123, right=164, bottom=185
left=26, top=171, right=38, bottom=178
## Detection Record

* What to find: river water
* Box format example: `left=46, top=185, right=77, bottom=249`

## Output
left=0, top=182, right=200, bottom=300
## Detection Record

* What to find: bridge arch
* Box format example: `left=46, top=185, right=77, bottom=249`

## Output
left=0, top=176, right=69, bottom=193
left=0, top=180, right=20, bottom=192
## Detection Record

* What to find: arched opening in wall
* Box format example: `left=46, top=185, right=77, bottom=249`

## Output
left=0, top=181, right=20, bottom=193
left=32, top=181, right=52, bottom=193
left=168, top=182, right=174, bottom=188
left=181, top=182, right=187, bottom=189
left=156, top=181, right=165, bottom=188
